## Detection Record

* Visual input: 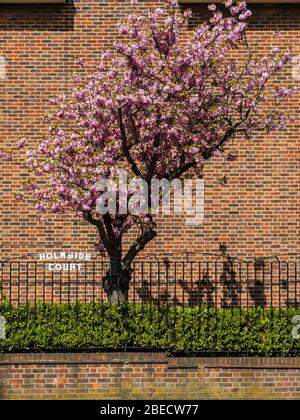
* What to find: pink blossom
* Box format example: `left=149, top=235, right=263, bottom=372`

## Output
left=95, top=242, right=106, bottom=253
left=0, top=152, right=12, bottom=160
left=74, top=58, right=86, bottom=67
left=16, top=138, right=27, bottom=149
left=208, top=4, right=217, bottom=12
left=224, top=0, right=233, bottom=7
left=239, top=10, right=252, bottom=21
left=272, top=47, right=280, bottom=54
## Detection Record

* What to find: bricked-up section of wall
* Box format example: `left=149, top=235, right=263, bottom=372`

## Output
left=1, top=353, right=300, bottom=399
left=0, top=2, right=299, bottom=261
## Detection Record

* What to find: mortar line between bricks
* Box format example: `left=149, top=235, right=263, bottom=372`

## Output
left=167, top=367, right=200, bottom=370
left=205, top=365, right=300, bottom=369
left=0, top=360, right=168, bottom=366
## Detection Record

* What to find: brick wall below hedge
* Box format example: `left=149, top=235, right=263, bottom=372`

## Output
left=1, top=353, right=300, bottom=399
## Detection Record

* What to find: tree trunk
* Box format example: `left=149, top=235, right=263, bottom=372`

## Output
left=102, top=260, right=132, bottom=304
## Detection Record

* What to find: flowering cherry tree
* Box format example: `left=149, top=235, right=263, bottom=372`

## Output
left=11, top=1, right=295, bottom=302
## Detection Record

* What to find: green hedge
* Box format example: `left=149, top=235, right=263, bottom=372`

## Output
left=0, top=302, right=300, bottom=355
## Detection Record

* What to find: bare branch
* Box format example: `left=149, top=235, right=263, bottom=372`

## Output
left=123, top=229, right=157, bottom=265
left=84, top=212, right=114, bottom=256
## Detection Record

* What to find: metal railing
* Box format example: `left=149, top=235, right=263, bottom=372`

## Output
left=0, top=259, right=299, bottom=308
left=1, top=258, right=300, bottom=354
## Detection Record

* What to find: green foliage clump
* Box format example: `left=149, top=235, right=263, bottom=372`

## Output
left=0, top=301, right=299, bottom=355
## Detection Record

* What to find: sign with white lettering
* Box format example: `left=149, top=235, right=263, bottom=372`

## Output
left=38, top=252, right=92, bottom=271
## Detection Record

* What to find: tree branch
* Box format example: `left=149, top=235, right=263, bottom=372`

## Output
left=146, top=133, right=160, bottom=182
left=84, top=212, right=114, bottom=256
left=123, top=229, right=157, bottom=265
left=169, top=120, right=244, bottom=180
left=102, top=213, right=122, bottom=260
left=118, top=108, right=142, bottom=178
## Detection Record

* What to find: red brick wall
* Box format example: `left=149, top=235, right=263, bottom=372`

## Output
left=1, top=353, right=300, bottom=399
left=0, top=2, right=299, bottom=262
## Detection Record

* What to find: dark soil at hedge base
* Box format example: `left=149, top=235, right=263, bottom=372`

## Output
left=0, top=302, right=300, bottom=355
